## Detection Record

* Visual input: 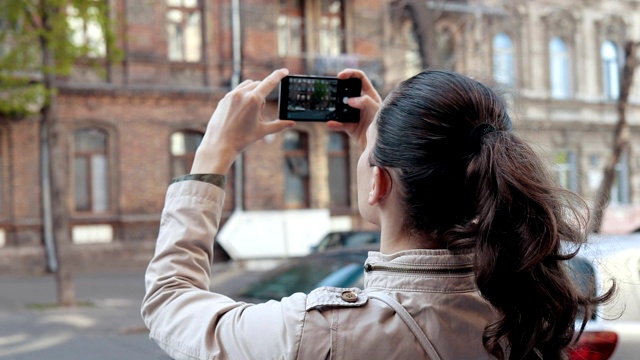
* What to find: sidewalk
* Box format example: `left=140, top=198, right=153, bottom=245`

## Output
left=0, top=271, right=170, bottom=360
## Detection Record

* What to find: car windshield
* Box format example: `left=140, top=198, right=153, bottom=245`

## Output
left=566, top=256, right=597, bottom=319
left=344, top=232, right=380, bottom=248
left=240, top=255, right=366, bottom=301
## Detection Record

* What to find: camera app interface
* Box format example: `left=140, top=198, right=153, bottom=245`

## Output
left=286, top=77, right=338, bottom=121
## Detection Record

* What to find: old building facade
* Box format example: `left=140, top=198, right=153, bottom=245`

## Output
left=0, top=0, right=639, bottom=273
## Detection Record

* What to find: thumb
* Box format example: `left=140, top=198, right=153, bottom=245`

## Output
left=262, top=120, right=296, bottom=136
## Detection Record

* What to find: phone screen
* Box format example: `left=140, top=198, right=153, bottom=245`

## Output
left=278, top=75, right=360, bottom=122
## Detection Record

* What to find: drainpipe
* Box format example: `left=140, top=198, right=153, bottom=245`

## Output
left=231, top=0, right=243, bottom=211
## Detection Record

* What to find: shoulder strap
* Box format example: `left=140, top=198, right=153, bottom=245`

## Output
left=367, top=292, right=442, bottom=360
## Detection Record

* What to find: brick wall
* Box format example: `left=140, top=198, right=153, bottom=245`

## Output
left=0, top=0, right=389, bottom=273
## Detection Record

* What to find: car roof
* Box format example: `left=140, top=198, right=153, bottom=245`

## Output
left=580, top=233, right=640, bottom=257
left=576, top=234, right=640, bottom=323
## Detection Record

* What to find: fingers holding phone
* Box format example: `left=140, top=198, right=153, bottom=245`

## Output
left=191, top=69, right=295, bottom=175
left=328, top=69, right=382, bottom=150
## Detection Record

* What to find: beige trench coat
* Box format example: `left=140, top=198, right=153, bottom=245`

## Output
left=142, top=180, right=496, bottom=359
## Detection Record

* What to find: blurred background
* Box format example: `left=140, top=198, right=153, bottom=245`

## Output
left=1, top=0, right=640, bottom=358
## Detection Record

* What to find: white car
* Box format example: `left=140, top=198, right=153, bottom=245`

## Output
left=568, top=233, right=640, bottom=360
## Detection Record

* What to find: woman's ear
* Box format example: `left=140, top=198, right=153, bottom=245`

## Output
left=368, top=166, right=392, bottom=205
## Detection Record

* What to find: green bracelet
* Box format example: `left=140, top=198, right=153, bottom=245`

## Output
left=171, top=174, right=226, bottom=189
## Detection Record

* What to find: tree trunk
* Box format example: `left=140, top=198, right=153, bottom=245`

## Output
left=40, top=3, right=76, bottom=307
left=589, top=41, right=638, bottom=233
left=390, top=0, right=436, bottom=68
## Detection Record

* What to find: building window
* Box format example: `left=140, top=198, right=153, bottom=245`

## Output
left=170, top=131, right=203, bottom=178
left=493, top=33, right=515, bottom=88
left=74, top=129, right=109, bottom=213
left=166, top=0, right=203, bottom=62
left=549, top=36, right=572, bottom=99
left=328, top=132, right=350, bottom=209
left=436, top=27, right=455, bottom=70
left=318, top=0, right=345, bottom=55
left=278, top=0, right=303, bottom=57
left=399, top=18, right=422, bottom=78
left=553, top=150, right=578, bottom=192
left=67, top=0, right=107, bottom=57
left=611, top=152, right=630, bottom=205
left=284, top=130, right=310, bottom=208
left=601, top=40, right=620, bottom=100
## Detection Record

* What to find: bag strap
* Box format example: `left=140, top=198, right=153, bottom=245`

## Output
left=367, top=292, right=442, bottom=360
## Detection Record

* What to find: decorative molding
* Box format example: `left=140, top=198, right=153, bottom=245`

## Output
left=543, top=9, right=576, bottom=40
left=600, top=15, right=626, bottom=44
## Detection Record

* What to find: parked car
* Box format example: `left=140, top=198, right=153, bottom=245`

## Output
left=310, top=231, right=380, bottom=253
left=212, top=234, right=640, bottom=359
left=212, top=246, right=374, bottom=302
left=567, top=233, right=640, bottom=360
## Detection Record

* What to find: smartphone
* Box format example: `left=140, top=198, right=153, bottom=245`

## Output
left=278, top=75, right=361, bottom=122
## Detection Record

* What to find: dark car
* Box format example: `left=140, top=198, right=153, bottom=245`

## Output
left=211, top=246, right=374, bottom=303
left=210, top=235, right=640, bottom=359
left=310, top=231, right=381, bottom=253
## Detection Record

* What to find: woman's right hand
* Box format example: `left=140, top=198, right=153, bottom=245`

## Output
left=327, top=69, right=382, bottom=151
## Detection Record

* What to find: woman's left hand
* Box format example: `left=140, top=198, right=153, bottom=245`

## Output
left=191, top=69, right=295, bottom=175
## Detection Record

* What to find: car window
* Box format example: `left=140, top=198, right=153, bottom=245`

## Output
left=240, top=256, right=365, bottom=301
left=344, top=232, right=380, bottom=248
left=315, top=263, right=364, bottom=287
left=316, top=233, right=343, bottom=252
left=567, top=256, right=597, bottom=319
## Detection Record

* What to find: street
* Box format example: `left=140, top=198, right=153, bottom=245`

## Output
left=0, top=272, right=170, bottom=359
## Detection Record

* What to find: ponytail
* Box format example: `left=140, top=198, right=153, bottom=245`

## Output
left=467, top=131, right=614, bottom=359
left=373, top=69, right=615, bottom=359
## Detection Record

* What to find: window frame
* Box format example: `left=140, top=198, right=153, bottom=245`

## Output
left=549, top=36, right=573, bottom=99
left=278, top=0, right=304, bottom=57
left=435, top=25, right=456, bottom=70
left=318, top=0, right=345, bottom=56
left=166, top=0, right=204, bottom=63
left=611, top=151, right=631, bottom=206
left=66, top=0, right=108, bottom=58
left=553, top=150, right=579, bottom=192
left=327, top=131, right=350, bottom=211
left=72, top=127, right=111, bottom=214
left=492, top=32, right=516, bottom=88
left=283, top=130, right=310, bottom=209
left=169, top=130, right=204, bottom=179
left=601, top=40, right=621, bottom=100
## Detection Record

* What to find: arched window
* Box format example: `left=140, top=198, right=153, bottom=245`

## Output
left=612, top=152, right=630, bottom=205
left=549, top=37, right=572, bottom=99
left=166, top=0, right=203, bottom=62
left=553, top=150, right=578, bottom=192
left=436, top=28, right=455, bottom=70
left=278, top=0, right=303, bottom=57
left=402, top=19, right=422, bottom=78
left=493, top=33, right=515, bottom=87
left=74, top=128, right=109, bottom=212
left=283, top=130, right=309, bottom=208
left=318, top=0, right=345, bottom=55
left=170, top=130, right=203, bottom=178
left=327, top=132, right=350, bottom=209
left=601, top=40, right=620, bottom=100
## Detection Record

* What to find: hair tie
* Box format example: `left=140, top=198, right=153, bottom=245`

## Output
left=467, top=123, right=496, bottom=155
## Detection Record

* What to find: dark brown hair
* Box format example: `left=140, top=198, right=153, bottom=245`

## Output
left=372, top=70, right=614, bottom=359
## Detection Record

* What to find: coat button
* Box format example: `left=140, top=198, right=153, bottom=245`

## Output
left=341, top=290, right=358, bottom=303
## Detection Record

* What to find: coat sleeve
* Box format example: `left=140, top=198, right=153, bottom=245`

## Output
left=141, top=180, right=322, bottom=359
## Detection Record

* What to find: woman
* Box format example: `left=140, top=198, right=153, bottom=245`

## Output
left=142, top=68, right=611, bottom=359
